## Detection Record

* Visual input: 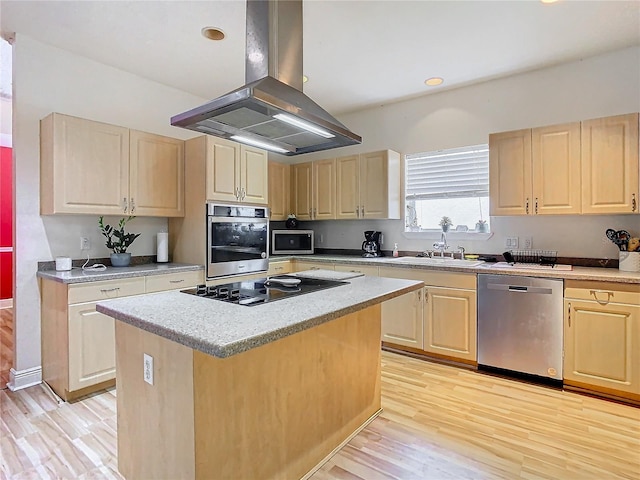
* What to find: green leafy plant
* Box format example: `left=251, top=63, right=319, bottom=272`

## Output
left=439, top=216, right=453, bottom=227
left=98, top=216, right=141, bottom=254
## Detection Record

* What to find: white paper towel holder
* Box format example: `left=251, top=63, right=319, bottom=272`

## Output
left=157, top=232, right=169, bottom=263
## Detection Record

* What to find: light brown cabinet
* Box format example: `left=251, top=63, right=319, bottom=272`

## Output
left=581, top=113, right=639, bottom=214
left=564, top=281, right=640, bottom=400
left=489, top=123, right=581, bottom=216
left=205, top=137, right=268, bottom=205
left=40, top=113, right=185, bottom=217
left=292, top=260, right=335, bottom=272
left=490, top=113, right=639, bottom=216
left=268, top=161, right=291, bottom=220
left=336, top=150, right=401, bottom=219
left=381, top=289, right=424, bottom=350
left=41, top=270, right=202, bottom=401
left=291, top=160, right=336, bottom=220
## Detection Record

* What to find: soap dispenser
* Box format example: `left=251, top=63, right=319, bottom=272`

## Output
left=392, top=243, right=399, bottom=257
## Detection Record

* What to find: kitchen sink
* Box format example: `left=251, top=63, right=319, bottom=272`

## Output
left=390, top=257, right=484, bottom=267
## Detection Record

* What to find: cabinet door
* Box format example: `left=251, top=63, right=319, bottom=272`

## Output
left=313, top=159, right=336, bottom=219
left=240, top=145, right=268, bottom=205
left=68, top=302, right=116, bottom=392
left=359, top=151, right=389, bottom=218
left=41, top=113, right=129, bottom=215
left=564, top=299, right=640, bottom=395
left=581, top=113, right=639, bottom=214
left=532, top=123, right=582, bottom=215
left=489, top=129, right=532, bottom=216
left=130, top=130, right=185, bottom=217
left=267, top=260, right=293, bottom=276
left=268, top=162, right=291, bottom=220
left=292, top=162, right=313, bottom=220
left=206, top=138, right=240, bottom=203
left=381, top=289, right=424, bottom=349
left=424, top=287, right=477, bottom=362
left=335, top=155, right=359, bottom=219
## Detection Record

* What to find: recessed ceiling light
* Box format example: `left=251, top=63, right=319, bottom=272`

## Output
left=201, top=27, right=225, bottom=41
left=425, top=77, right=444, bottom=87
left=541, top=0, right=558, bottom=3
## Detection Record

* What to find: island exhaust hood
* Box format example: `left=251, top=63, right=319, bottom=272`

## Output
left=171, top=0, right=362, bottom=156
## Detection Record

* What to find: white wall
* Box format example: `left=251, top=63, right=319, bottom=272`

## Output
left=283, top=46, right=640, bottom=260
left=12, top=35, right=206, bottom=382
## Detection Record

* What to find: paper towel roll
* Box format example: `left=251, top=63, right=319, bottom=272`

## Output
left=157, top=232, right=169, bottom=263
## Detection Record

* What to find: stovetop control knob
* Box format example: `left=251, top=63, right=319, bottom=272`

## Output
left=230, top=288, right=240, bottom=300
left=195, top=284, right=207, bottom=295
left=217, top=287, right=229, bottom=299
left=206, top=285, right=217, bottom=296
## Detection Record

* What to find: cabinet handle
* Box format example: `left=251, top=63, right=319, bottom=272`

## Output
left=526, top=197, right=529, bottom=214
left=130, top=198, right=135, bottom=214
left=235, top=187, right=240, bottom=200
left=424, top=289, right=428, bottom=303
left=632, top=193, right=637, bottom=212
left=590, top=289, right=613, bottom=304
left=241, top=187, right=246, bottom=201
left=100, top=287, right=120, bottom=293
left=417, top=289, right=421, bottom=302
left=123, top=197, right=128, bottom=213
left=535, top=198, right=538, bottom=215
left=169, top=279, right=184, bottom=284
left=275, top=266, right=283, bottom=271
left=568, top=302, right=571, bottom=327
left=356, top=206, right=359, bottom=218
left=361, top=205, right=365, bottom=217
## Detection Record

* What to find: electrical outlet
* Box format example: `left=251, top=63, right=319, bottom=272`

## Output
left=143, top=353, right=154, bottom=385
left=505, top=237, right=519, bottom=248
left=80, top=237, right=90, bottom=250
left=319, top=234, right=324, bottom=244
left=523, top=236, right=533, bottom=249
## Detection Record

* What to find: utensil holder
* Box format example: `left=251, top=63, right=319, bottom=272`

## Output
left=619, top=251, right=640, bottom=272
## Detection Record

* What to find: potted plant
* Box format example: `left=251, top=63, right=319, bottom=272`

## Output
left=439, top=216, right=453, bottom=232
left=99, top=216, right=141, bottom=267
left=476, top=219, right=488, bottom=233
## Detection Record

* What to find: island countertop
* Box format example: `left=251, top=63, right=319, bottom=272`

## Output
left=37, top=262, right=204, bottom=284
left=96, top=274, right=422, bottom=358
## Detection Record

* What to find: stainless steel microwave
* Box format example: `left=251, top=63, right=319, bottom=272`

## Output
left=207, top=203, right=269, bottom=278
left=271, top=230, right=314, bottom=255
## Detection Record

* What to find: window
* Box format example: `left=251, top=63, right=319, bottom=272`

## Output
left=405, top=144, right=489, bottom=232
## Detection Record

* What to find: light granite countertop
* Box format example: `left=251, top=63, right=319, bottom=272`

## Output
left=37, top=262, right=204, bottom=284
left=96, top=275, right=422, bottom=358
left=276, top=255, right=640, bottom=285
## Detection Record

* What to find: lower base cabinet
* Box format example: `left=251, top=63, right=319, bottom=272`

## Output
left=379, top=267, right=477, bottom=363
left=564, top=281, right=640, bottom=400
left=41, top=270, right=202, bottom=401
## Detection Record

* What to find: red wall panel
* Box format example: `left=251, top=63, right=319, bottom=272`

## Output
left=0, top=146, right=13, bottom=300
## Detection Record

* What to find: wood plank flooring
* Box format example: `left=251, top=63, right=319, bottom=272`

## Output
left=1, top=351, right=639, bottom=479
left=0, top=307, right=12, bottom=388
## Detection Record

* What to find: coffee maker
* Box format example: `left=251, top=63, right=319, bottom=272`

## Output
left=362, top=231, right=383, bottom=257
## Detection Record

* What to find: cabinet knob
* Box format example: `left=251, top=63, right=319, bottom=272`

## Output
left=526, top=198, right=529, bottom=214
left=123, top=197, right=128, bottom=213
left=241, top=187, right=246, bottom=201
left=130, top=198, right=135, bottom=214
left=356, top=206, right=360, bottom=218
left=535, top=198, right=538, bottom=215
left=632, top=193, right=637, bottom=212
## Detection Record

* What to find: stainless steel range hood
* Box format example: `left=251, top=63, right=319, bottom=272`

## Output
left=170, top=0, right=362, bottom=156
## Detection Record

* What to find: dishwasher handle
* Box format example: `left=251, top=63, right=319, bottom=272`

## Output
left=487, top=283, right=553, bottom=295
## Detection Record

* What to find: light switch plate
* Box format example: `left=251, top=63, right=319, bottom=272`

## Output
left=505, top=237, right=519, bottom=248
left=143, top=353, right=154, bottom=385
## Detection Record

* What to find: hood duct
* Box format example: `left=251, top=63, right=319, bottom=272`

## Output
left=171, top=0, right=362, bottom=156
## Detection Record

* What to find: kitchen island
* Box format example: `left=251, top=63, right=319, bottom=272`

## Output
left=97, top=274, right=422, bottom=480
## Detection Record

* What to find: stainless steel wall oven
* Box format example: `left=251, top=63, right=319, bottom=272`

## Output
left=206, top=203, right=269, bottom=279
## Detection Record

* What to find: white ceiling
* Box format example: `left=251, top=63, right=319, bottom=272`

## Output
left=1, top=1, right=639, bottom=116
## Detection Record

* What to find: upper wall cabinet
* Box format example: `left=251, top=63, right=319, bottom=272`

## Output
left=268, top=161, right=291, bottom=220
left=336, top=150, right=401, bottom=220
left=40, top=113, right=185, bottom=217
left=291, top=159, right=336, bottom=220
left=581, top=113, right=639, bottom=214
left=205, top=137, right=268, bottom=205
left=489, top=113, right=639, bottom=216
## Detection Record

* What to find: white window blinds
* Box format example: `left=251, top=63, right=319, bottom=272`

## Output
left=405, top=144, right=489, bottom=200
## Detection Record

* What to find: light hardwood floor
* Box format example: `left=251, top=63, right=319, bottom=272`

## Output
left=1, top=351, right=639, bottom=479
left=0, top=308, right=12, bottom=388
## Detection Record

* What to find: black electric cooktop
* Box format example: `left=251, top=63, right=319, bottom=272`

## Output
left=181, top=275, right=348, bottom=307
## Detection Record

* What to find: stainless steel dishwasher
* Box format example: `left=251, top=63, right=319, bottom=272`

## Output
left=477, top=274, right=563, bottom=381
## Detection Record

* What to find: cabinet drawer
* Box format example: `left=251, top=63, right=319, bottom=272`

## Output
left=565, top=281, right=640, bottom=305
left=293, top=261, right=335, bottom=272
left=334, top=264, right=379, bottom=276
left=68, top=277, right=146, bottom=304
left=267, top=261, right=293, bottom=276
left=145, top=271, right=203, bottom=293
left=379, top=267, right=476, bottom=290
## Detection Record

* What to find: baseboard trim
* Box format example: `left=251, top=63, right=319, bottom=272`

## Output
left=0, top=298, right=13, bottom=309
left=7, top=366, right=42, bottom=391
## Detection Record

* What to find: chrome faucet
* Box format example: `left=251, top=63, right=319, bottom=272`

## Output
left=432, top=231, right=451, bottom=257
